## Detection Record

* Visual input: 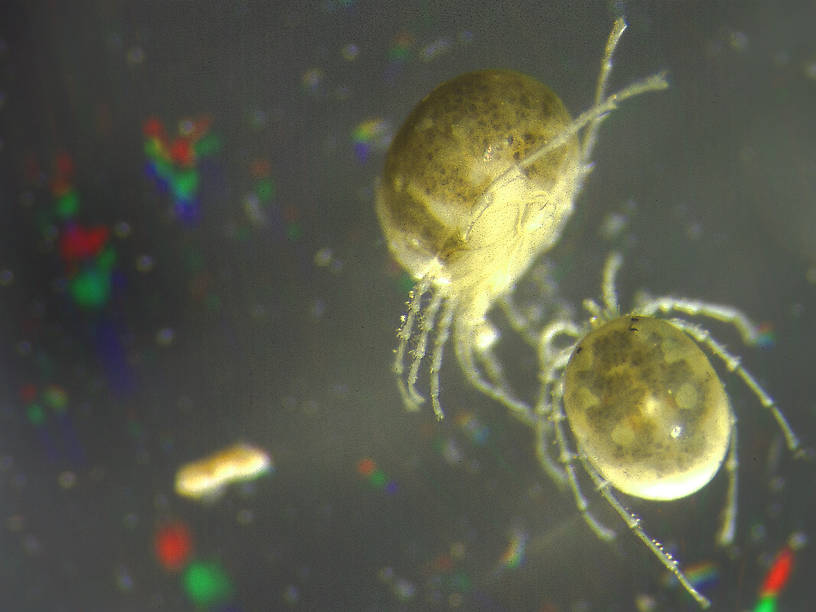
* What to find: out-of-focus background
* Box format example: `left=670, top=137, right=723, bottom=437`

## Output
left=0, top=1, right=814, bottom=610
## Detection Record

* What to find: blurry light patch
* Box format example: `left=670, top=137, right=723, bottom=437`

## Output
left=155, top=327, right=175, bottom=347
left=388, top=32, right=414, bottom=62
left=126, top=45, right=145, bottom=65
left=135, top=254, right=155, bottom=273
left=301, top=67, right=325, bottom=95
left=282, top=584, right=300, bottom=605
left=247, top=108, right=268, bottom=130
left=314, top=247, right=333, bottom=268
left=239, top=159, right=277, bottom=232
left=322, top=0, right=355, bottom=12
left=727, top=30, right=748, bottom=52
left=235, top=508, right=255, bottom=526
left=113, top=220, right=131, bottom=238
left=498, top=528, right=527, bottom=570
left=457, top=30, right=473, bottom=44
left=0, top=268, right=13, bottom=286
left=356, top=457, right=398, bottom=495
left=685, top=560, right=719, bottom=592
left=57, top=470, right=77, bottom=489
left=455, top=411, right=489, bottom=445
left=756, top=322, right=776, bottom=348
left=42, top=385, right=68, bottom=411
left=351, top=117, right=393, bottom=163
left=243, top=194, right=266, bottom=228
left=394, top=577, right=416, bottom=601
left=419, top=37, right=452, bottom=62
left=661, top=559, right=719, bottom=597
left=341, top=43, right=359, bottom=61
left=114, top=566, right=134, bottom=592
left=378, top=567, right=417, bottom=603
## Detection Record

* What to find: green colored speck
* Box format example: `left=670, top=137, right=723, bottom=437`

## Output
left=255, top=178, right=275, bottom=202
left=143, top=138, right=164, bottom=160
left=182, top=561, right=232, bottom=607
left=97, top=247, right=116, bottom=271
left=388, top=47, right=411, bottom=62
left=172, top=169, right=199, bottom=201
left=70, top=266, right=111, bottom=308
left=127, top=420, right=143, bottom=438
left=753, top=595, right=777, bottom=612
left=185, top=248, right=203, bottom=272
left=194, top=133, right=221, bottom=157
left=286, top=223, right=302, bottom=241
left=206, top=293, right=221, bottom=313
left=26, top=403, right=47, bottom=426
left=449, top=570, right=471, bottom=592
left=369, top=469, right=387, bottom=489
left=55, top=190, right=80, bottom=219
left=42, top=387, right=68, bottom=411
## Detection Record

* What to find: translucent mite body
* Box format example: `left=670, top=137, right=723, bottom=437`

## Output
left=377, top=19, right=667, bottom=420
left=536, top=253, right=802, bottom=608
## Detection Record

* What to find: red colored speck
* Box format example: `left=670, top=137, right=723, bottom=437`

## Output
left=249, top=158, right=271, bottom=179
left=154, top=522, right=193, bottom=571
left=19, top=383, right=38, bottom=403
left=357, top=457, right=376, bottom=477
left=761, top=546, right=794, bottom=596
left=143, top=117, right=165, bottom=139
left=59, top=224, right=110, bottom=263
left=55, top=152, right=74, bottom=181
left=169, top=138, right=194, bottom=166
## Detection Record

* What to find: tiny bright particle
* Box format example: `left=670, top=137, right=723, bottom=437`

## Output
left=174, top=443, right=272, bottom=500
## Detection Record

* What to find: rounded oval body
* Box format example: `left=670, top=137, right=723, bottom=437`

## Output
left=376, top=70, right=581, bottom=318
left=563, top=316, right=731, bottom=501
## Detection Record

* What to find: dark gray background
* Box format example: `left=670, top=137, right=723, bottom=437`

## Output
left=0, top=1, right=814, bottom=610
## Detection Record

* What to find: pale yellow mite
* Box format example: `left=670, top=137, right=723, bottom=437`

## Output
left=377, top=19, right=667, bottom=421
left=536, top=253, right=801, bottom=609
left=564, top=315, right=732, bottom=502
left=174, top=443, right=272, bottom=500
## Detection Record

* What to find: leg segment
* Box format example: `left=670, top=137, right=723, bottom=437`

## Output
left=580, top=458, right=712, bottom=609
left=581, top=18, right=628, bottom=162
left=636, top=296, right=759, bottom=345
left=429, top=298, right=454, bottom=421
left=405, top=289, right=443, bottom=405
left=549, top=384, right=616, bottom=541
left=716, top=421, right=738, bottom=547
left=453, top=318, right=535, bottom=426
left=394, top=276, right=431, bottom=410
